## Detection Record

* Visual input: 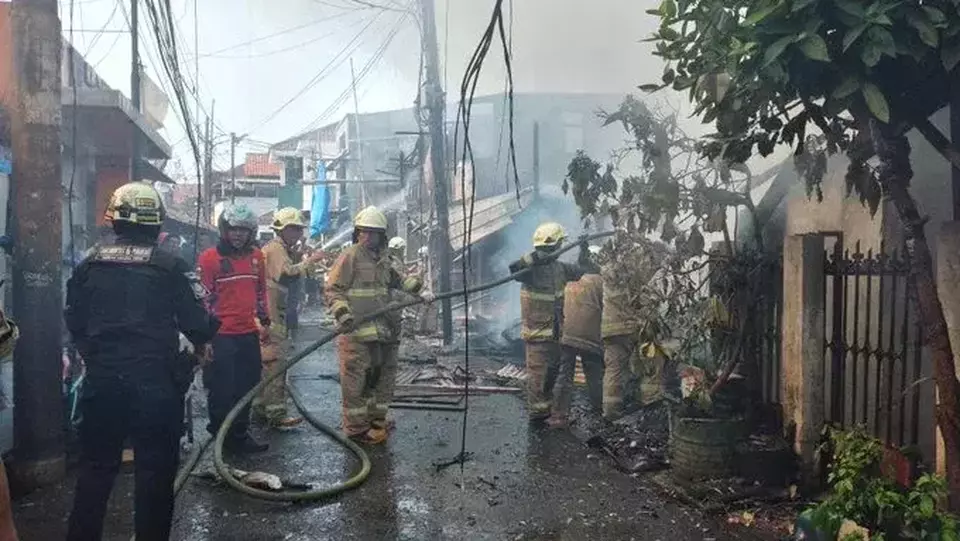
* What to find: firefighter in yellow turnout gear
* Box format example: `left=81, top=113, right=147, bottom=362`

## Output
left=508, top=222, right=585, bottom=422
left=255, top=207, right=322, bottom=428
left=325, top=208, right=431, bottom=445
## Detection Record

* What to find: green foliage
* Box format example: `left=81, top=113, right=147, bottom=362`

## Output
left=564, top=97, right=776, bottom=379
left=804, top=428, right=958, bottom=540
left=646, top=0, right=960, bottom=214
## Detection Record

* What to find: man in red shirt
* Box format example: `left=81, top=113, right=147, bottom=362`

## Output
left=197, top=204, right=270, bottom=453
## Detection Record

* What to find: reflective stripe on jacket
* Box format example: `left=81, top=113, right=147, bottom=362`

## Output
left=325, top=244, right=422, bottom=343
left=560, top=273, right=603, bottom=354
left=262, top=238, right=312, bottom=336
left=509, top=252, right=584, bottom=342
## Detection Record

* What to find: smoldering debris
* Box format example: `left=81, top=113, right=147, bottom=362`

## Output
left=576, top=401, right=672, bottom=474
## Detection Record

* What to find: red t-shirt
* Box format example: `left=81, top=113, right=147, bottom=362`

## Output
left=197, top=246, right=268, bottom=335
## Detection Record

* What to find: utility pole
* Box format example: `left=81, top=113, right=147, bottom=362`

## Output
left=349, top=58, right=367, bottom=208
left=419, top=0, right=453, bottom=344
left=10, top=0, right=66, bottom=488
left=230, top=132, right=237, bottom=203
left=130, top=0, right=140, bottom=182
left=533, top=121, right=541, bottom=199
left=202, top=103, right=213, bottom=222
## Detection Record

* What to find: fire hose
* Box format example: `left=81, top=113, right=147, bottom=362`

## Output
left=172, top=231, right=614, bottom=504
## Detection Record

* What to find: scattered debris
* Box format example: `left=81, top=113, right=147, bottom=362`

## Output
left=492, top=364, right=528, bottom=385
left=432, top=451, right=474, bottom=473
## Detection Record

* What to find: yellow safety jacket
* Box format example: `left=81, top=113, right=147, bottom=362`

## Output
left=600, top=265, right=640, bottom=339
left=262, top=237, right=313, bottom=338
left=509, top=252, right=584, bottom=342
left=325, top=244, right=422, bottom=343
left=560, top=273, right=603, bottom=354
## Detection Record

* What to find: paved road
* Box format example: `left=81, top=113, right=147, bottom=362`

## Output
left=13, top=327, right=754, bottom=541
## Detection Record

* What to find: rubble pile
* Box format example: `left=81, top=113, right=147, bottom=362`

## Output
left=573, top=401, right=672, bottom=474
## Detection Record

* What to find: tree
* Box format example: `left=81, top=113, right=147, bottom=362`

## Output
left=565, top=98, right=776, bottom=409
left=645, top=0, right=960, bottom=507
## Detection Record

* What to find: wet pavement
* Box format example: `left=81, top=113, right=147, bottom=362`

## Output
left=12, top=325, right=760, bottom=540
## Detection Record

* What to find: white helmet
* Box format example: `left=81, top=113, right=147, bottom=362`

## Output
left=418, top=246, right=429, bottom=257
left=388, top=237, right=407, bottom=251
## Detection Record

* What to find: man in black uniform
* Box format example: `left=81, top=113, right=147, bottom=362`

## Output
left=64, top=182, right=220, bottom=541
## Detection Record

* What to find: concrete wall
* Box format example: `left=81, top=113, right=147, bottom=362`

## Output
left=776, top=110, right=958, bottom=466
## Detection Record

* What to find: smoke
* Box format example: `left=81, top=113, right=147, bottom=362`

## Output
left=483, top=188, right=586, bottom=336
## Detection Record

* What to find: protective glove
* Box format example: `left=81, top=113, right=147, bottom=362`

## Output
left=337, top=314, right=356, bottom=333
left=420, top=291, right=436, bottom=304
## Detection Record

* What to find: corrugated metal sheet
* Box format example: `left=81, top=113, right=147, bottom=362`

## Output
left=448, top=187, right=534, bottom=251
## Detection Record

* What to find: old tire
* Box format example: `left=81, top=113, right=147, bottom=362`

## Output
left=670, top=416, right=747, bottom=479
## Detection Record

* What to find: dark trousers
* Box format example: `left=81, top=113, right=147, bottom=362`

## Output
left=66, top=372, right=183, bottom=541
left=203, top=333, right=261, bottom=440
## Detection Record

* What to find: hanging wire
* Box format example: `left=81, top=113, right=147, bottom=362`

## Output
left=67, top=0, right=79, bottom=268
left=142, top=0, right=204, bottom=260
left=450, top=0, right=520, bottom=480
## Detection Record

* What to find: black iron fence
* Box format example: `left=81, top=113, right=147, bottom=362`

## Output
left=823, top=241, right=930, bottom=450
left=744, top=259, right=783, bottom=405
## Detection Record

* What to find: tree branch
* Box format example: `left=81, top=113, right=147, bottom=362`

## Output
left=912, top=116, right=960, bottom=174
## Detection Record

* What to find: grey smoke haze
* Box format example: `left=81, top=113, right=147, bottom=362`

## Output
left=485, top=189, right=588, bottom=335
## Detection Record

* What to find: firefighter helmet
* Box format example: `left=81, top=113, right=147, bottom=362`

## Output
left=388, top=237, right=407, bottom=251
left=354, top=206, right=388, bottom=231
left=104, top=182, right=165, bottom=225
left=532, top=222, right=566, bottom=248
left=220, top=203, right=258, bottom=232
left=271, top=207, right=306, bottom=231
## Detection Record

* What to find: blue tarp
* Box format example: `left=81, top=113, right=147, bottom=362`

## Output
left=310, top=161, right=330, bottom=238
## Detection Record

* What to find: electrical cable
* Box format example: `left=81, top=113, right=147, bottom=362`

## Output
left=295, top=12, right=409, bottom=134
left=83, top=0, right=120, bottom=53
left=67, top=0, right=78, bottom=269
left=447, top=0, right=520, bottom=480
left=244, top=11, right=385, bottom=136
left=142, top=0, right=204, bottom=260
left=192, top=10, right=364, bottom=59
left=192, top=232, right=614, bottom=503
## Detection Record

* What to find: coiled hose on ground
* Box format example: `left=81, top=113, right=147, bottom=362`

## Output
left=172, top=232, right=614, bottom=504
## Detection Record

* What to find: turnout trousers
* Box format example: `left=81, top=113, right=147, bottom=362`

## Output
left=66, top=371, right=183, bottom=541
left=254, top=325, right=292, bottom=423
left=523, top=341, right=562, bottom=419
left=338, top=337, right=399, bottom=436
left=602, top=335, right=638, bottom=420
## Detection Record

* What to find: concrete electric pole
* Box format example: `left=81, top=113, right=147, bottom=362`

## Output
left=130, top=0, right=140, bottom=182
left=419, top=0, right=454, bottom=344
left=10, top=0, right=66, bottom=488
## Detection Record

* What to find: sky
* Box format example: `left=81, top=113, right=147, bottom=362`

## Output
left=58, top=0, right=786, bottom=182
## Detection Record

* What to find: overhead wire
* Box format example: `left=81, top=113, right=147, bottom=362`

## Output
left=83, top=0, right=119, bottom=52
left=200, top=21, right=367, bottom=60
left=243, top=10, right=386, bottom=137
left=294, top=11, right=410, bottom=135
left=190, top=10, right=365, bottom=59
left=141, top=0, right=204, bottom=260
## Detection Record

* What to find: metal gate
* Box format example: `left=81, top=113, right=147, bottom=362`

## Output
left=823, top=240, right=928, bottom=449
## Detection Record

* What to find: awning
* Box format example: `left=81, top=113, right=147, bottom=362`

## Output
left=63, top=87, right=172, bottom=160
left=448, top=186, right=534, bottom=251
